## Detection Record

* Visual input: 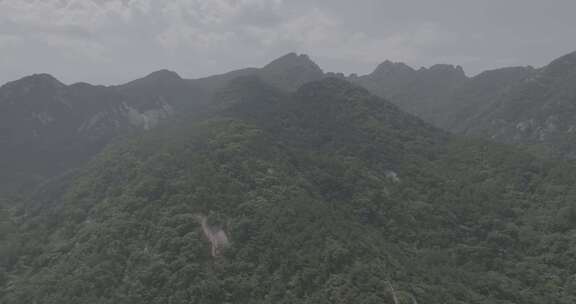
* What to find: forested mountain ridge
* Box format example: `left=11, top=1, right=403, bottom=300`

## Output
left=5, top=49, right=576, bottom=195
left=2, top=77, right=576, bottom=303
left=350, top=61, right=468, bottom=126
left=0, top=53, right=323, bottom=195
left=0, top=73, right=162, bottom=194
left=456, top=51, right=576, bottom=158
left=347, top=50, right=576, bottom=160
left=443, top=66, right=535, bottom=131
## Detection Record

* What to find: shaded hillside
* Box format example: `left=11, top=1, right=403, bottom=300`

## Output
left=0, top=75, right=134, bottom=193
left=258, top=53, right=325, bottom=91
left=0, top=72, right=203, bottom=194
left=351, top=61, right=468, bottom=126
left=0, top=53, right=324, bottom=195
left=3, top=78, right=576, bottom=303
left=456, top=51, right=576, bottom=159
left=5, top=49, right=576, bottom=196
left=115, top=69, right=210, bottom=114
left=345, top=52, right=576, bottom=161
left=191, top=53, right=324, bottom=93
left=443, top=66, right=535, bottom=131
left=352, top=51, right=576, bottom=160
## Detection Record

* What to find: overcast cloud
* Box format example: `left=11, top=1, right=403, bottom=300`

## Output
left=1, top=0, right=575, bottom=85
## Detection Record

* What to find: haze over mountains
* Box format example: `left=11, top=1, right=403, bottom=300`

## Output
left=0, top=52, right=333, bottom=194
left=2, top=48, right=576, bottom=303
left=2, top=50, right=576, bottom=195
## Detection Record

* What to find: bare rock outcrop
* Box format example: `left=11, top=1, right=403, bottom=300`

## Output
left=193, top=214, right=230, bottom=257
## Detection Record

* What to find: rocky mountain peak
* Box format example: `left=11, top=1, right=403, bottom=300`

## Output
left=136, top=69, right=182, bottom=85
left=371, top=60, right=415, bottom=77
left=296, top=77, right=373, bottom=103
left=424, top=64, right=467, bottom=79
left=258, top=53, right=324, bottom=91
left=542, top=50, right=576, bottom=78
left=2, top=73, right=64, bottom=92
left=0, top=74, right=66, bottom=105
left=263, top=53, right=323, bottom=74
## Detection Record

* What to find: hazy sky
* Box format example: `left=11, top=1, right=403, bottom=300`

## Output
left=1, top=0, right=575, bottom=85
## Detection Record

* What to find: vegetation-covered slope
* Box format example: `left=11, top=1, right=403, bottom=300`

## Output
left=2, top=78, right=576, bottom=304
left=0, top=53, right=322, bottom=195
left=353, top=50, right=576, bottom=160
left=442, top=66, right=535, bottom=131
left=458, top=51, right=576, bottom=159
left=351, top=61, right=467, bottom=127
left=0, top=71, right=200, bottom=195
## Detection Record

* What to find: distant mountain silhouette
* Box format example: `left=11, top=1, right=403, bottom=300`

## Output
left=4, top=49, right=576, bottom=194
left=0, top=53, right=326, bottom=193
left=351, top=61, right=467, bottom=126
left=451, top=51, right=576, bottom=158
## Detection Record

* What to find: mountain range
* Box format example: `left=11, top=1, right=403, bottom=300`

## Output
left=4, top=75, right=576, bottom=304
left=4, top=50, right=576, bottom=195
left=2, top=49, right=576, bottom=303
left=0, top=53, right=324, bottom=193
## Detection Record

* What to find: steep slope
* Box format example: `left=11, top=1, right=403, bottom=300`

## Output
left=3, top=78, right=576, bottom=304
left=0, top=71, right=210, bottom=195
left=0, top=75, right=133, bottom=193
left=191, top=67, right=260, bottom=93
left=191, top=52, right=324, bottom=93
left=443, top=66, right=535, bottom=131
left=258, top=53, right=325, bottom=91
left=116, top=69, right=209, bottom=115
left=5, top=50, right=576, bottom=196
left=458, top=51, right=576, bottom=158
left=0, top=54, right=325, bottom=195
left=352, top=61, right=468, bottom=126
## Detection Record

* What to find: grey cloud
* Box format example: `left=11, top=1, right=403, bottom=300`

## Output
left=0, top=20, right=95, bottom=40
left=231, top=8, right=284, bottom=27
left=0, top=0, right=575, bottom=85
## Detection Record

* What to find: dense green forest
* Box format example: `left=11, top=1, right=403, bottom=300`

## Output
left=1, top=78, right=576, bottom=303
